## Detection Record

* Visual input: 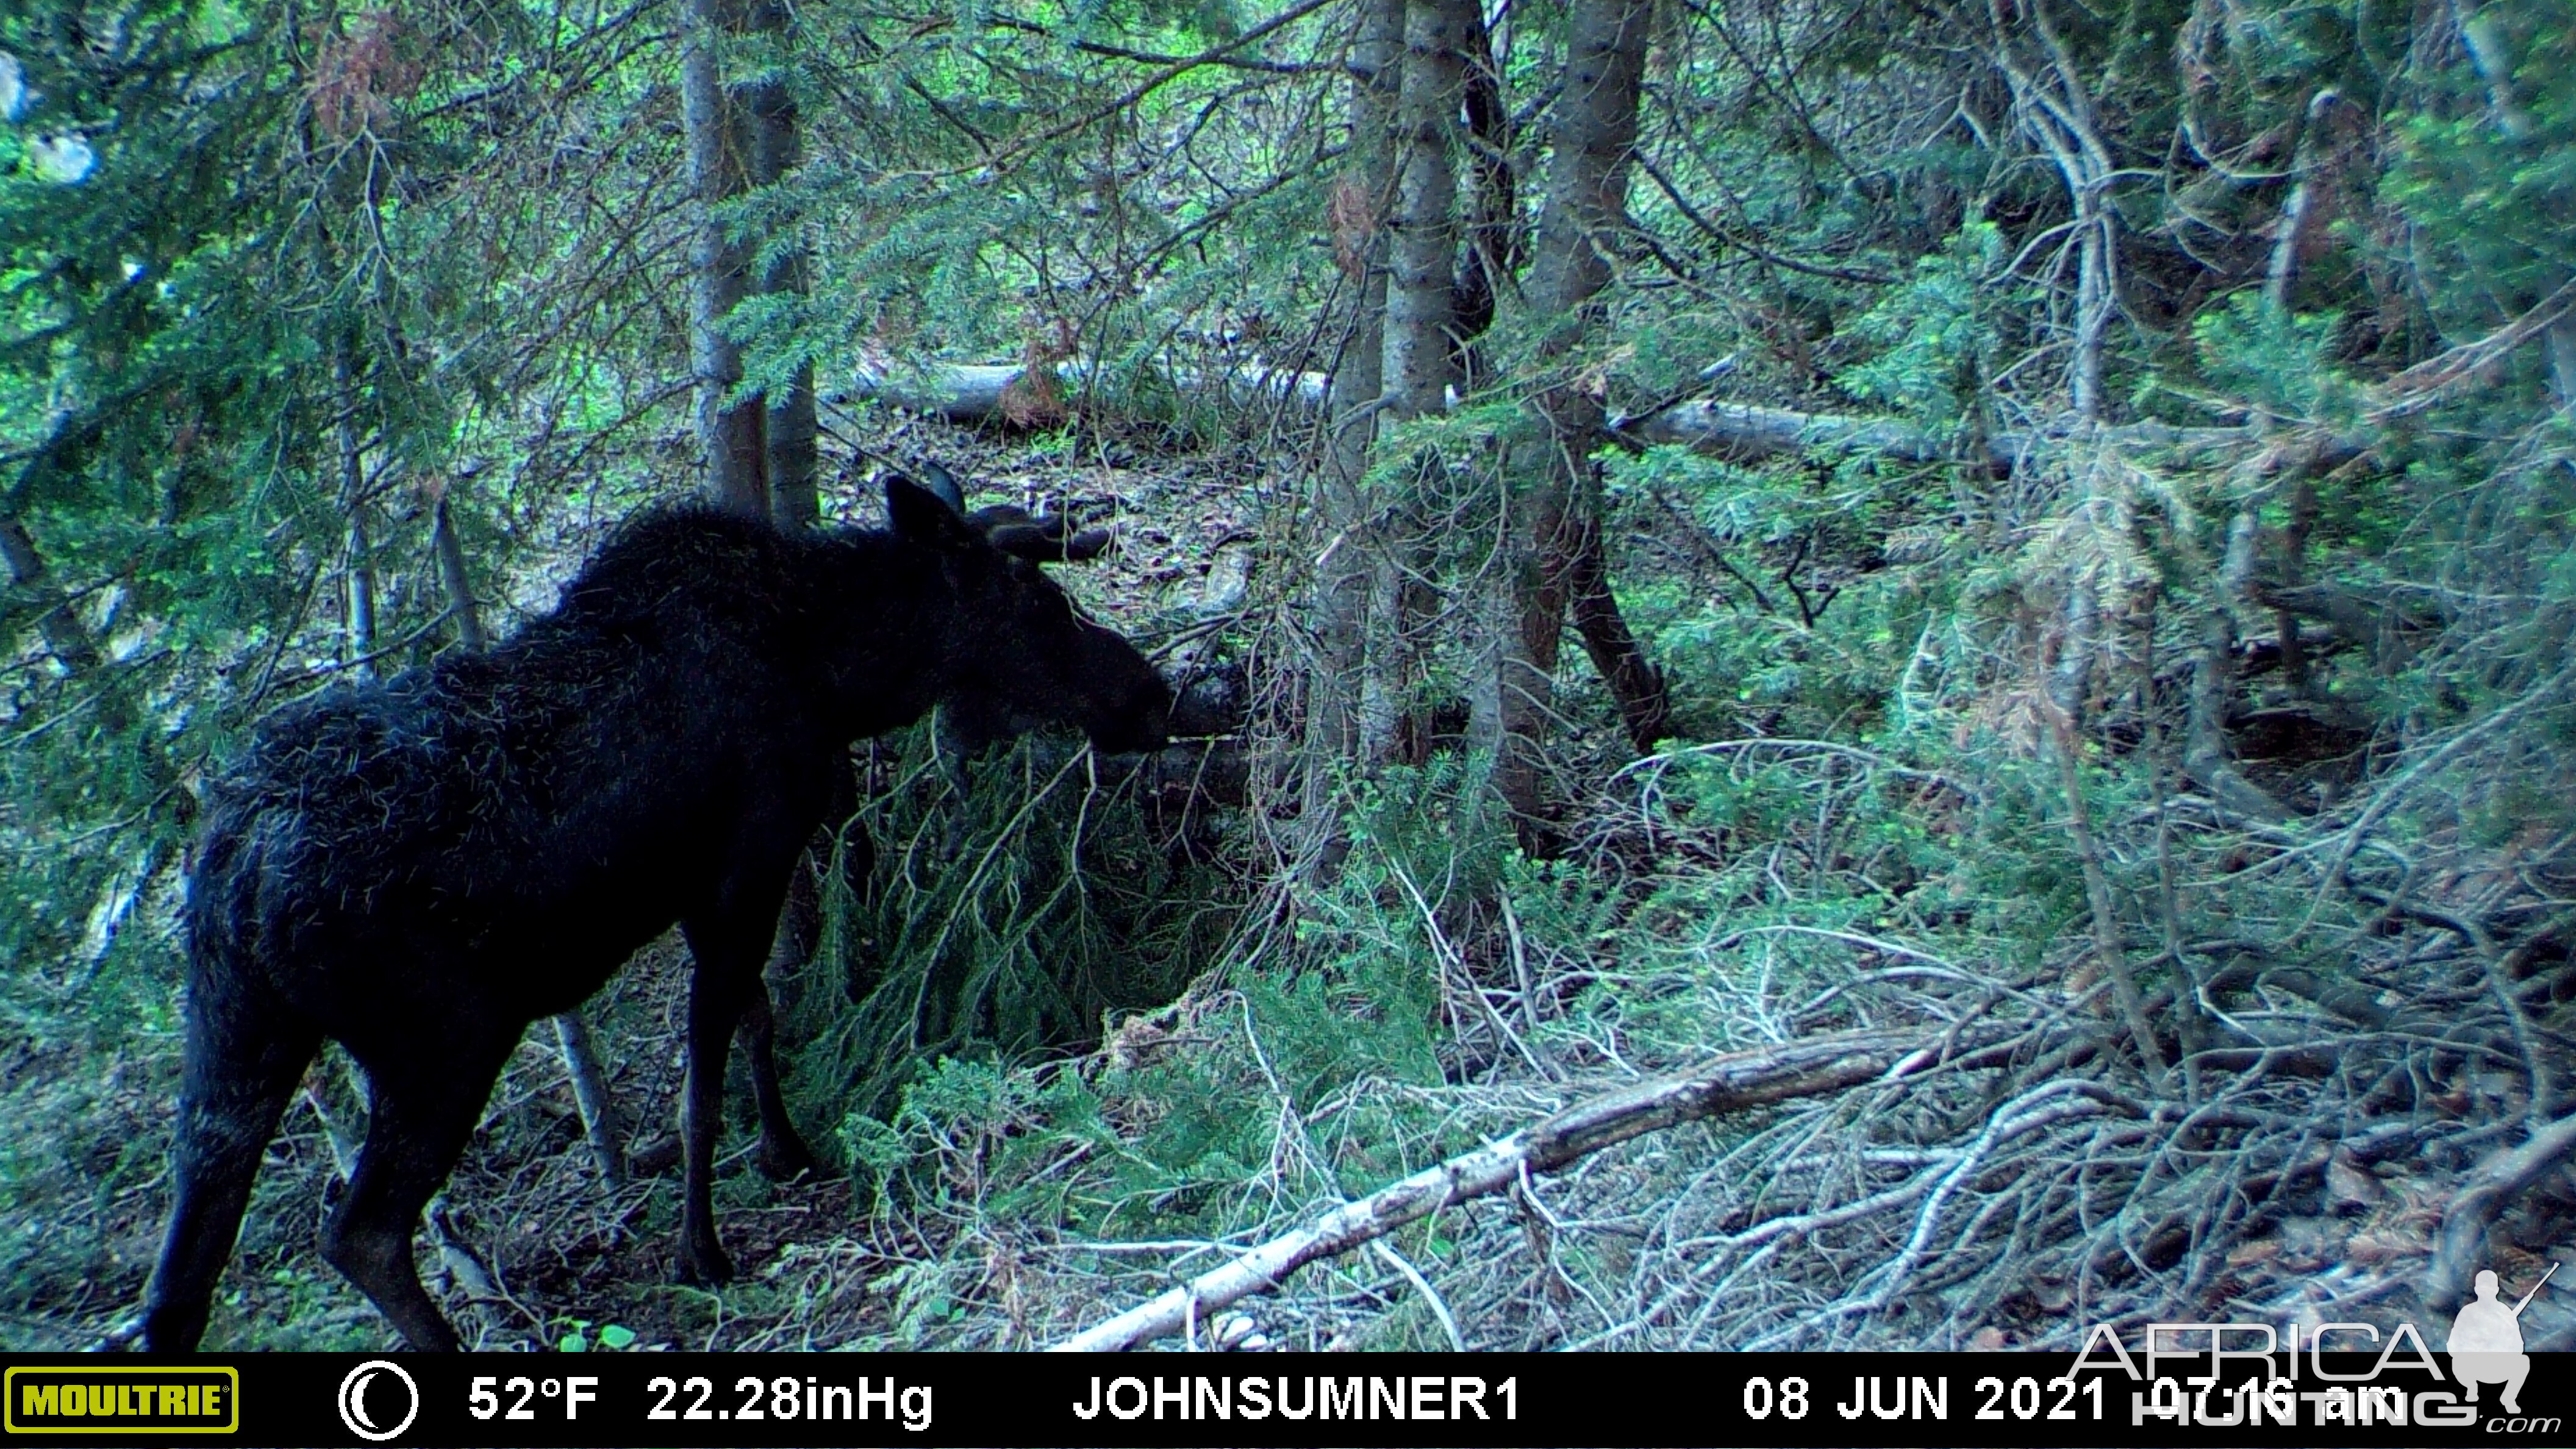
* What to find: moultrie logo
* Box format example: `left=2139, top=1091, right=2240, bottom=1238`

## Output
left=336, top=1359, right=420, bottom=1443
left=3, top=1365, right=237, bottom=1434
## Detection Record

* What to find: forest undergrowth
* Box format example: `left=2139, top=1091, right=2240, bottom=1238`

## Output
left=10, top=407, right=2575, bottom=1353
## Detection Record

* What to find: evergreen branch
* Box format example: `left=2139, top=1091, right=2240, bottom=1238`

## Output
left=962, top=0, right=1344, bottom=176
left=984, top=13, right=1340, bottom=76
left=1634, top=150, right=1895, bottom=286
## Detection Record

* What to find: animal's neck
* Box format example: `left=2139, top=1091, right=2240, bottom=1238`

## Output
left=802, top=531, right=954, bottom=739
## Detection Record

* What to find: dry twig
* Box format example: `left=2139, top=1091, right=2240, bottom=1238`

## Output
left=1046, top=1026, right=1974, bottom=1351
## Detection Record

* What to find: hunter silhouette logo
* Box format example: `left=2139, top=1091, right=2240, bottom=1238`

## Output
left=2449, top=1262, right=2555, bottom=1416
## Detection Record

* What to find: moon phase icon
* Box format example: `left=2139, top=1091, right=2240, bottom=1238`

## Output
left=337, top=1359, right=420, bottom=1442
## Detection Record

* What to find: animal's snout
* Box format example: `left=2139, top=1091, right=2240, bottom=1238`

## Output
left=1088, top=674, right=1174, bottom=756
left=1165, top=662, right=1246, bottom=740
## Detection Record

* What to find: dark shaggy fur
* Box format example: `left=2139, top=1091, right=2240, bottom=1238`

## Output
left=143, top=478, right=1170, bottom=1351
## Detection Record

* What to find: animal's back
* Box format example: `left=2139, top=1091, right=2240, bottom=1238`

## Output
left=187, top=510, right=822, bottom=1023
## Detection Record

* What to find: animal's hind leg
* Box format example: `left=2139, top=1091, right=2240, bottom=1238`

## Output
left=143, top=994, right=318, bottom=1350
left=677, top=889, right=813, bottom=1284
left=740, top=988, right=816, bottom=1181
left=320, top=1041, right=512, bottom=1352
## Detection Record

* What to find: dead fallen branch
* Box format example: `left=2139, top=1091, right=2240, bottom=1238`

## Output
left=840, top=359, right=1329, bottom=422
left=1044, top=1025, right=1978, bottom=1351
left=842, top=359, right=2324, bottom=481
left=2431, top=1107, right=2576, bottom=1303
left=1621, top=399, right=2275, bottom=470
left=856, top=298, right=2574, bottom=470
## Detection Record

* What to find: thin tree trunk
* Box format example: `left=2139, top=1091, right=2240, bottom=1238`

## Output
left=1309, top=0, right=1405, bottom=849
left=1450, top=2, right=1516, bottom=389
left=332, top=343, right=377, bottom=681
left=2450, top=0, right=2576, bottom=415
left=1390, top=0, right=1473, bottom=417
left=2040, top=687, right=2169, bottom=1081
left=723, top=0, right=830, bottom=1034
left=2264, top=90, right=2358, bottom=320
left=1487, top=0, right=1662, bottom=827
left=1992, top=0, right=2116, bottom=423
left=429, top=490, right=487, bottom=653
left=1381, top=0, right=1466, bottom=423
left=1989, top=0, right=2121, bottom=732
left=1567, top=511, right=1670, bottom=750
left=1367, top=0, right=1470, bottom=766
left=684, top=0, right=767, bottom=517
left=2184, top=511, right=2289, bottom=823
left=551, top=1012, right=628, bottom=1189
left=0, top=516, right=99, bottom=670
left=746, top=0, right=816, bottom=531
left=766, top=371, right=817, bottom=529
left=2, top=426, right=167, bottom=806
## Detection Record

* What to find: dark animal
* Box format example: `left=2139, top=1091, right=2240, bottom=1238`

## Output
left=143, top=476, right=1171, bottom=1351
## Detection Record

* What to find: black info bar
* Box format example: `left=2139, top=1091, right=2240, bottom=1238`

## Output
left=1, top=1351, right=2564, bottom=1447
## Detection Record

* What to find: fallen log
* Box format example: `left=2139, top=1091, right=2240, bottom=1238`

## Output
left=1623, top=399, right=2268, bottom=470
left=839, top=359, right=1329, bottom=422
left=840, top=358, right=2297, bottom=474
left=1045, top=1023, right=1992, bottom=1351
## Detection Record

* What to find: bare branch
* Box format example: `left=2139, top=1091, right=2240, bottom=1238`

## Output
left=1046, top=1026, right=1975, bottom=1351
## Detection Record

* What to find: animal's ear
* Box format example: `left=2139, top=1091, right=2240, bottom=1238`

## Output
left=914, top=459, right=966, bottom=513
left=887, top=474, right=981, bottom=553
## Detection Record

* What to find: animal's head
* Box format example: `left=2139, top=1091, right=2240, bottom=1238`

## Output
left=886, top=473, right=1172, bottom=755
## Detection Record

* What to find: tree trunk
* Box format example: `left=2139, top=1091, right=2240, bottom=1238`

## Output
left=1487, top=0, right=1662, bottom=828
left=684, top=0, right=767, bottom=518
left=1366, top=0, right=1470, bottom=765
left=0, top=516, right=100, bottom=671
left=1450, top=2, right=1516, bottom=390
left=1382, top=0, right=1467, bottom=419
left=2264, top=89, right=2360, bottom=320
left=2184, top=511, right=2289, bottom=823
left=726, top=0, right=833, bottom=1019
left=2450, top=0, right=2576, bottom=416
left=429, top=489, right=487, bottom=653
left=332, top=342, right=377, bottom=681
left=1989, top=0, right=2122, bottom=731
left=745, top=0, right=816, bottom=531
left=1307, top=0, right=1405, bottom=857
left=551, top=1012, right=628, bottom=1188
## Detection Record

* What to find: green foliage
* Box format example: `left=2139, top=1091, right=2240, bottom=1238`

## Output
left=816, top=761, right=1492, bottom=1310
left=1605, top=443, right=1947, bottom=736
left=554, top=1318, right=638, bottom=1351
left=1834, top=221, right=2006, bottom=429
left=1296, top=755, right=1506, bottom=998
left=787, top=721, right=1238, bottom=1125
left=2188, top=292, right=2363, bottom=424
left=2384, top=1, right=2576, bottom=336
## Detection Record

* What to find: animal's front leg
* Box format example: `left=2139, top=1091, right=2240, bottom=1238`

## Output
left=673, top=967, right=748, bottom=1284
